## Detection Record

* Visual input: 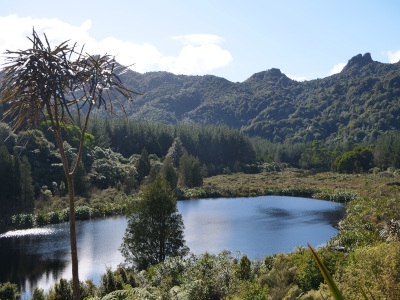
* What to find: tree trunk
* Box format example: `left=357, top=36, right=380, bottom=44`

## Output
left=67, top=175, right=80, bottom=300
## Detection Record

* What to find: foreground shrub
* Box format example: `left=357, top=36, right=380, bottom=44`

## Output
left=334, top=241, right=400, bottom=299
left=31, top=287, right=45, bottom=300
left=291, top=246, right=345, bottom=292
left=237, top=281, right=268, bottom=300
left=99, top=267, right=125, bottom=297
left=0, top=282, right=20, bottom=300
left=47, top=278, right=72, bottom=300
left=262, top=253, right=299, bottom=300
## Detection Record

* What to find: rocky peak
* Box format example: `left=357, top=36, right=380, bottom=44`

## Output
left=245, top=68, right=289, bottom=83
left=342, top=53, right=373, bottom=72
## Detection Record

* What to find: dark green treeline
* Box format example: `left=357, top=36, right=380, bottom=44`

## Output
left=86, top=117, right=256, bottom=173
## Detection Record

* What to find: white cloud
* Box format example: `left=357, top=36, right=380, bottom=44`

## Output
left=286, top=74, right=308, bottom=82
left=0, top=15, right=92, bottom=52
left=84, top=37, right=164, bottom=73
left=386, top=50, right=400, bottom=63
left=164, top=34, right=232, bottom=75
left=0, top=15, right=232, bottom=76
left=172, top=34, right=224, bottom=46
left=328, top=62, right=346, bottom=76
left=161, top=43, right=232, bottom=75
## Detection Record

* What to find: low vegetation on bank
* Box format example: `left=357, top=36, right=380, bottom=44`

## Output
left=2, top=168, right=400, bottom=299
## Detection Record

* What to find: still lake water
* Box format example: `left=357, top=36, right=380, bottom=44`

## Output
left=0, top=196, right=344, bottom=298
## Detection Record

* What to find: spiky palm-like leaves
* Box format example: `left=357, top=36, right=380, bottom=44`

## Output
left=0, top=30, right=138, bottom=131
left=0, top=29, right=140, bottom=300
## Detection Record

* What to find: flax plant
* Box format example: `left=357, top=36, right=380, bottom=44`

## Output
left=0, top=29, right=140, bottom=299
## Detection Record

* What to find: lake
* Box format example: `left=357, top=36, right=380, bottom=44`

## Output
left=0, top=196, right=344, bottom=299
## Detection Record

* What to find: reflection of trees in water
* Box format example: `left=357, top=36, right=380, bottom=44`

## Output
left=0, top=237, right=67, bottom=291
left=257, top=205, right=345, bottom=229
left=304, top=206, right=346, bottom=228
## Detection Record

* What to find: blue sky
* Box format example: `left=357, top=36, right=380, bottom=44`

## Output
left=1, top=0, right=400, bottom=82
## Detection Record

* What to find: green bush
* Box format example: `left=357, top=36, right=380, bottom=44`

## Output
left=238, top=281, right=268, bottom=300
left=35, top=212, right=48, bottom=226
left=31, top=287, right=45, bottom=300
left=59, top=209, right=69, bottom=222
left=236, top=255, right=252, bottom=280
left=48, top=212, right=60, bottom=224
left=314, top=189, right=359, bottom=203
left=11, top=213, right=34, bottom=228
left=75, top=206, right=92, bottom=221
left=99, top=267, right=124, bottom=297
left=0, top=282, right=21, bottom=300
left=47, top=278, right=72, bottom=300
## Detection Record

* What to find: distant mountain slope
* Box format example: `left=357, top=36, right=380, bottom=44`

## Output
left=104, top=53, right=400, bottom=143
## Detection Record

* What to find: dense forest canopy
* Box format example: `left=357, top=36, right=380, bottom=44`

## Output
left=2, top=51, right=400, bottom=146
left=87, top=52, right=400, bottom=144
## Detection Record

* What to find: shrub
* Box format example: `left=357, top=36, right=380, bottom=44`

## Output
left=48, top=278, right=72, bottom=300
left=31, top=287, right=45, bottom=300
left=35, top=212, right=48, bottom=226
left=99, top=267, right=124, bottom=297
left=75, top=206, right=92, bottom=221
left=11, top=213, right=34, bottom=228
left=237, top=281, right=268, bottom=300
left=0, top=282, right=21, bottom=300
left=48, top=212, right=60, bottom=224
left=314, top=189, right=359, bottom=203
left=327, top=241, right=400, bottom=299
left=236, top=255, right=252, bottom=280
left=59, top=208, right=69, bottom=222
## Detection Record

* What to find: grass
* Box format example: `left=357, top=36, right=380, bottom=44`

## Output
left=203, top=168, right=400, bottom=201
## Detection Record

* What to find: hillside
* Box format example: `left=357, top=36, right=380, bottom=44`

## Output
left=79, top=53, right=400, bottom=143
left=3, top=52, right=397, bottom=144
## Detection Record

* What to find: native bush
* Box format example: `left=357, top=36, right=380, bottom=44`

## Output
left=11, top=213, right=34, bottom=228
left=99, top=267, right=125, bottom=297
left=313, top=189, right=360, bottom=203
left=35, top=211, right=48, bottom=226
left=75, top=206, right=92, bottom=221
left=59, top=208, right=70, bottom=222
left=30, top=287, right=45, bottom=300
left=47, top=278, right=72, bottom=300
left=236, top=255, right=252, bottom=280
left=48, top=212, right=60, bottom=224
left=0, top=282, right=20, bottom=300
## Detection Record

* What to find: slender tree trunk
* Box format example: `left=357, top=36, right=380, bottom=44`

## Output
left=67, top=174, right=80, bottom=300
left=54, top=126, right=80, bottom=300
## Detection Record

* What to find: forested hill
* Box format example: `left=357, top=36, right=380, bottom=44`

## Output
left=113, top=53, right=400, bottom=143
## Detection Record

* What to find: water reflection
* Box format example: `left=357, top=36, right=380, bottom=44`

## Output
left=0, top=225, right=69, bottom=296
left=178, top=196, right=344, bottom=258
left=0, top=217, right=126, bottom=299
left=0, top=196, right=344, bottom=299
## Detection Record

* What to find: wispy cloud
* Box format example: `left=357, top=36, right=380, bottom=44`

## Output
left=0, top=15, right=232, bottom=76
left=286, top=74, right=308, bottom=82
left=286, top=62, right=346, bottom=82
left=164, top=34, right=232, bottom=75
left=386, top=50, right=400, bottom=63
left=172, top=34, right=224, bottom=46
left=328, top=62, right=346, bottom=76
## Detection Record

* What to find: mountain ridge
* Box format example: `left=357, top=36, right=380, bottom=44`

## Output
left=62, top=54, right=400, bottom=142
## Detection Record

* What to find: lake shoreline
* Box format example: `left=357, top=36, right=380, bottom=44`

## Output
left=0, top=183, right=353, bottom=235
left=1, top=195, right=344, bottom=299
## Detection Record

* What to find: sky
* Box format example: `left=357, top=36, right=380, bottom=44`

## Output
left=1, top=0, right=400, bottom=83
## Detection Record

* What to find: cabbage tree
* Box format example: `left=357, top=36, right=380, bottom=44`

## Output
left=0, top=29, right=140, bottom=299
